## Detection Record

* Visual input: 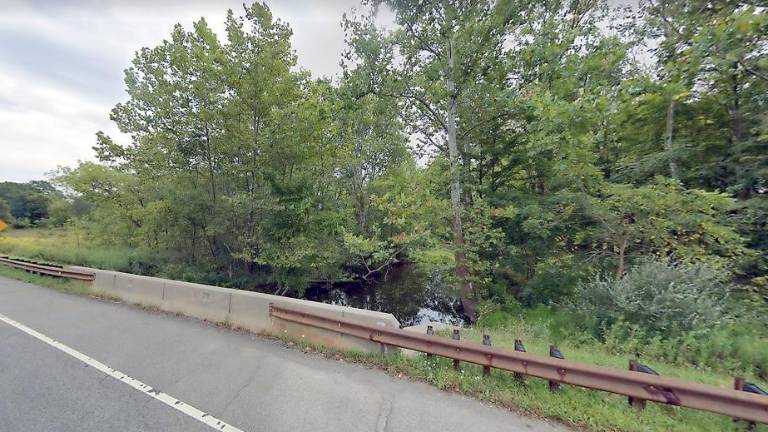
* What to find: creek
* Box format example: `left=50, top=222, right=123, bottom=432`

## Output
left=302, top=264, right=467, bottom=327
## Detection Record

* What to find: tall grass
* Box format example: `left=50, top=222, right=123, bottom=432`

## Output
left=458, top=321, right=732, bottom=387
left=0, top=228, right=138, bottom=271
left=476, top=304, right=768, bottom=380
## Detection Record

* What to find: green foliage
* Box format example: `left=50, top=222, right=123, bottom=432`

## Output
left=602, top=320, right=768, bottom=380
left=0, top=228, right=144, bottom=272
left=0, top=181, right=62, bottom=226
left=0, top=198, right=11, bottom=222
left=56, top=6, right=350, bottom=292
left=368, top=162, right=453, bottom=271
left=521, top=256, right=586, bottom=305
left=573, top=259, right=730, bottom=336
left=35, top=0, right=768, bottom=389
left=46, top=198, right=74, bottom=227
left=585, top=177, right=748, bottom=275
left=476, top=300, right=768, bottom=381
left=27, top=0, right=761, bottom=328
left=462, top=197, right=506, bottom=295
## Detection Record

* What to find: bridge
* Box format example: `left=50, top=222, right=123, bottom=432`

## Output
left=0, top=274, right=567, bottom=432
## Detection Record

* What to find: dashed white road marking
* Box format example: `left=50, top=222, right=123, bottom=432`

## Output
left=0, top=312, right=245, bottom=432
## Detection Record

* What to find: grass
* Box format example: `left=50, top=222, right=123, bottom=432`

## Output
left=0, top=227, right=137, bottom=271
left=454, top=325, right=736, bottom=388
left=0, top=264, right=93, bottom=296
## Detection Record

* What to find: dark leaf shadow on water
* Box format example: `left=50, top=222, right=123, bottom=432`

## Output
left=303, top=264, right=467, bottom=327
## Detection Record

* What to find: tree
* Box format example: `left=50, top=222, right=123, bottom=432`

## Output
left=0, top=198, right=11, bottom=223
left=47, top=198, right=74, bottom=227
left=0, top=181, right=59, bottom=226
left=49, top=0, right=768, bottom=315
left=63, top=3, right=377, bottom=291
left=585, top=177, right=746, bottom=278
left=625, top=1, right=768, bottom=286
left=345, top=0, right=522, bottom=320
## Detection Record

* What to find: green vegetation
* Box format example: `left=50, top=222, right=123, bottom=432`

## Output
left=0, top=228, right=139, bottom=272
left=573, top=259, right=730, bottom=336
left=2, top=1, right=767, bottom=430
left=475, top=302, right=768, bottom=383
left=0, top=265, right=92, bottom=296
left=0, top=181, right=90, bottom=228
left=41, top=0, right=767, bottom=304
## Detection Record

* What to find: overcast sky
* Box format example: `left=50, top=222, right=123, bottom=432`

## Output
left=0, top=0, right=387, bottom=182
left=0, top=1, right=638, bottom=183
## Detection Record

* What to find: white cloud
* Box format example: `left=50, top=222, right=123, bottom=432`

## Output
left=0, top=62, right=122, bottom=181
left=0, top=0, right=386, bottom=182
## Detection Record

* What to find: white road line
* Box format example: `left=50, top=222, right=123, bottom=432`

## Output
left=0, top=312, right=245, bottom=432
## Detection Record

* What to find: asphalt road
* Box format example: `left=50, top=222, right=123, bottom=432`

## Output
left=0, top=275, right=569, bottom=432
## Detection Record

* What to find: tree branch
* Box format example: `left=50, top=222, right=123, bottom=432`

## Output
left=406, top=92, right=448, bottom=132
left=738, top=59, right=768, bottom=82
left=405, top=21, right=442, bottom=60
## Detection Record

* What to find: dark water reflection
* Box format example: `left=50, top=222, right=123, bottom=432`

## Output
left=303, top=264, right=466, bottom=327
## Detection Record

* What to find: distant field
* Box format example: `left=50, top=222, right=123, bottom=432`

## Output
left=0, top=227, right=135, bottom=271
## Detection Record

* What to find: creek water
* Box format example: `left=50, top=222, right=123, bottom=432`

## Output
left=303, top=264, right=467, bottom=327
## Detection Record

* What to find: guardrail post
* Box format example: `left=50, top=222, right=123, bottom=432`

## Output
left=452, top=329, right=461, bottom=370
left=734, top=377, right=758, bottom=431
left=514, top=339, right=526, bottom=382
left=482, top=334, right=492, bottom=376
left=629, top=360, right=680, bottom=409
left=628, top=360, right=646, bottom=411
left=426, top=325, right=434, bottom=358
left=549, top=345, right=564, bottom=392
left=378, top=323, right=389, bottom=355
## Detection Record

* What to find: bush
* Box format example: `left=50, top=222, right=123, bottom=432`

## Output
left=521, top=262, right=583, bottom=305
left=601, top=320, right=768, bottom=379
left=479, top=299, right=768, bottom=379
left=572, top=258, right=729, bottom=336
left=11, top=217, right=31, bottom=229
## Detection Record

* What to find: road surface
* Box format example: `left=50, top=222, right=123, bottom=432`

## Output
left=0, top=275, right=568, bottom=432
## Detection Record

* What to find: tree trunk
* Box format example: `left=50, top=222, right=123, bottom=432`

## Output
left=663, top=96, right=679, bottom=180
left=616, top=237, right=628, bottom=280
left=353, top=138, right=368, bottom=234
left=730, top=67, right=743, bottom=146
left=446, top=38, right=477, bottom=322
left=460, top=138, right=473, bottom=207
left=204, top=126, right=217, bottom=203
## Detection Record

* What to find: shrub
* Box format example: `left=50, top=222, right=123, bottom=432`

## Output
left=521, top=261, right=582, bottom=306
left=572, top=258, right=729, bottom=337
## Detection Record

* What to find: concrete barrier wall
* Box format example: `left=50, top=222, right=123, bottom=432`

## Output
left=115, top=273, right=165, bottom=309
left=67, top=266, right=399, bottom=353
left=163, top=281, right=231, bottom=323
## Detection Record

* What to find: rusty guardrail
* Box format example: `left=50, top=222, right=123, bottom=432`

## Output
left=0, top=256, right=95, bottom=282
left=269, top=304, right=768, bottom=424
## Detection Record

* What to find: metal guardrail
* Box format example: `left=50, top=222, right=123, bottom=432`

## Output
left=0, top=257, right=95, bottom=282
left=269, top=304, right=768, bottom=424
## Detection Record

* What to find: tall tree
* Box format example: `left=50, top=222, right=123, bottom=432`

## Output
left=347, top=0, right=521, bottom=320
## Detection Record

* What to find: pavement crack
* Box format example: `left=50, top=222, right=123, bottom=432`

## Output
left=375, top=398, right=392, bottom=432
left=220, top=369, right=260, bottom=416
